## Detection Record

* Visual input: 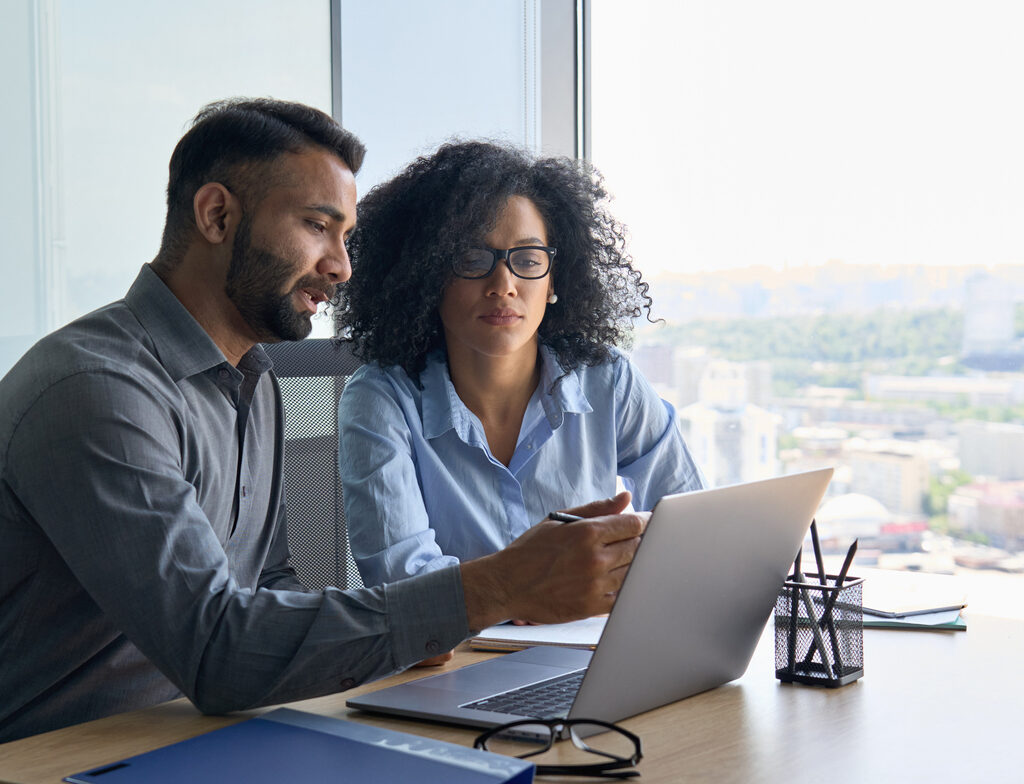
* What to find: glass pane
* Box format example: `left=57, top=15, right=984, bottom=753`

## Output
left=570, top=722, right=638, bottom=760
left=509, top=248, right=550, bottom=277
left=0, top=0, right=334, bottom=376
left=592, top=0, right=1024, bottom=615
left=339, top=0, right=540, bottom=191
left=457, top=249, right=497, bottom=277
left=483, top=724, right=552, bottom=757
left=59, top=0, right=332, bottom=323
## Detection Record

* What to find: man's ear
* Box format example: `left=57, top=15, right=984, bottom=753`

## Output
left=192, top=182, right=239, bottom=245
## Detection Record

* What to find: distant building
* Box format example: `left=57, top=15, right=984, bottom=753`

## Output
left=846, top=441, right=930, bottom=516
left=679, top=403, right=779, bottom=487
left=863, top=373, right=1024, bottom=407
left=674, top=349, right=712, bottom=407
left=630, top=344, right=711, bottom=408
left=948, top=481, right=1024, bottom=549
left=815, top=493, right=890, bottom=551
left=815, top=493, right=929, bottom=553
left=677, top=360, right=780, bottom=486
left=958, top=420, right=1024, bottom=481
left=778, top=426, right=851, bottom=497
left=791, top=426, right=849, bottom=455
left=877, top=520, right=929, bottom=553
left=743, top=361, right=773, bottom=407
left=631, top=344, right=773, bottom=410
left=628, top=343, right=677, bottom=388
left=775, top=395, right=935, bottom=434
left=700, top=361, right=747, bottom=409
left=962, top=272, right=1015, bottom=357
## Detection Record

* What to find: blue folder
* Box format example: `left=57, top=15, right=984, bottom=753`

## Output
left=64, top=707, right=534, bottom=784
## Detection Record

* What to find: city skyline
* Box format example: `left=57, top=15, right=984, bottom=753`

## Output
left=636, top=260, right=1024, bottom=324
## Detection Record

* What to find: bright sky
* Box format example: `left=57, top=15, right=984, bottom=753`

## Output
left=590, top=1, right=1024, bottom=275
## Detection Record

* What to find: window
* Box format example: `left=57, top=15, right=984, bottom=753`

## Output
left=592, top=0, right=1024, bottom=614
left=1, top=0, right=575, bottom=375
left=338, top=0, right=579, bottom=188
left=0, top=0, right=334, bottom=375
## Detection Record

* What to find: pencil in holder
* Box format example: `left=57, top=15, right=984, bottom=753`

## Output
left=774, top=574, right=864, bottom=687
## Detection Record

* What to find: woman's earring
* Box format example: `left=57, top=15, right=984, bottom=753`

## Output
left=547, top=293, right=558, bottom=304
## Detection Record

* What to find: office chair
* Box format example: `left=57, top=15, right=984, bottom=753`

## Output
left=263, top=338, right=364, bottom=591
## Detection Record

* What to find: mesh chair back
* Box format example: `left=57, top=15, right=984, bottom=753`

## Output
left=263, top=338, right=364, bottom=590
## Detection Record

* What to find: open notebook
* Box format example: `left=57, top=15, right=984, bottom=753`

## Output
left=470, top=617, right=607, bottom=652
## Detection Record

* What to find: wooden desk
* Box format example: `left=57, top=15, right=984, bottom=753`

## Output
left=2, top=614, right=1019, bottom=783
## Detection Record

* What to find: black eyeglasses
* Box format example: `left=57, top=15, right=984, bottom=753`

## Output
left=474, top=718, right=642, bottom=779
left=453, top=246, right=557, bottom=279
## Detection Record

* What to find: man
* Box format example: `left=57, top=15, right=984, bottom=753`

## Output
left=0, top=98, right=643, bottom=744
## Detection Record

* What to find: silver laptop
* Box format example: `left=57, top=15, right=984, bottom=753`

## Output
left=347, top=468, right=833, bottom=729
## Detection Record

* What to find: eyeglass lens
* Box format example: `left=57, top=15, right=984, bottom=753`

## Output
left=483, top=721, right=637, bottom=762
left=456, top=247, right=551, bottom=279
left=480, top=723, right=554, bottom=759
left=569, top=723, right=639, bottom=761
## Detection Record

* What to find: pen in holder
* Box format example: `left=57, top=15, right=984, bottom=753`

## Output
left=774, top=571, right=864, bottom=687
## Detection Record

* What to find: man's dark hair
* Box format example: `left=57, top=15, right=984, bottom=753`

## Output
left=334, top=140, right=653, bottom=379
left=156, top=97, right=365, bottom=264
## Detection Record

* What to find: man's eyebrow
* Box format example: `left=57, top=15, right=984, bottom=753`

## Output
left=306, top=204, right=347, bottom=222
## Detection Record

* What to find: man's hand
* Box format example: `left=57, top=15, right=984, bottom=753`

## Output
left=460, top=492, right=647, bottom=632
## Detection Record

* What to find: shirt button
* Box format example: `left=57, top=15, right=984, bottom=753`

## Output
left=425, top=640, right=441, bottom=655
left=340, top=678, right=355, bottom=689
left=218, top=369, right=230, bottom=380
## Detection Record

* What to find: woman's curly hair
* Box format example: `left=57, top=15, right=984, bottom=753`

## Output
left=333, top=140, right=654, bottom=379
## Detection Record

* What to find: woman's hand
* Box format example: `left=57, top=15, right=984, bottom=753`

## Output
left=413, top=651, right=455, bottom=667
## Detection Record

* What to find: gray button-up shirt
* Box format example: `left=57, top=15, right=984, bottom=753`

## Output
left=0, top=265, right=468, bottom=743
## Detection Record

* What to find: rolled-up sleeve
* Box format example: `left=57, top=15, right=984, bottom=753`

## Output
left=613, top=355, right=705, bottom=509
left=6, top=369, right=469, bottom=715
left=338, top=368, right=459, bottom=586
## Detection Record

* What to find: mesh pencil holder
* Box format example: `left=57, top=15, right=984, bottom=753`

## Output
left=774, top=574, right=864, bottom=687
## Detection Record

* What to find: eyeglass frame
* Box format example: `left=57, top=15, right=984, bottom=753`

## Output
left=473, top=717, right=643, bottom=779
left=452, top=245, right=558, bottom=280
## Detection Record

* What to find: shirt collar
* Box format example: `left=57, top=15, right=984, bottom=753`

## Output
left=124, top=264, right=268, bottom=381
left=536, top=345, right=592, bottom=426
left=420, top=352, right=467, bottom=441
left=420, top=345, right=593, bottom=441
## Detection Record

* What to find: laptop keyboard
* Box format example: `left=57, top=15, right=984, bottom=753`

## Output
left=461, top=669, right=586, bottom=719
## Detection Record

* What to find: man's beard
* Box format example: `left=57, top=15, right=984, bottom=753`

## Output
left=225, top=217, right=331, bottom=342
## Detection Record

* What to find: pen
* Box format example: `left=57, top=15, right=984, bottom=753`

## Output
left=834, top=539, right=858, bottom=591
left=801, top=539, right=859, bottom=675
left=809, top=518, right=841, bottom=673
left=793, top=567, right=834, bottom=678
left=810, top=519, right=827, bottom=585
left=827, top=539, right=859, bottom=675
left=547, top=511, right=583, bottom=524
left=788, top=548, right=802, bottom=673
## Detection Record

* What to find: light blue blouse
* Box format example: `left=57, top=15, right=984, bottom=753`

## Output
left=338, top=346, right=704, bottom=587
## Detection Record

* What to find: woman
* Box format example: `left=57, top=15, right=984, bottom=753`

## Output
left=334, top=141, right=703, bottom=589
